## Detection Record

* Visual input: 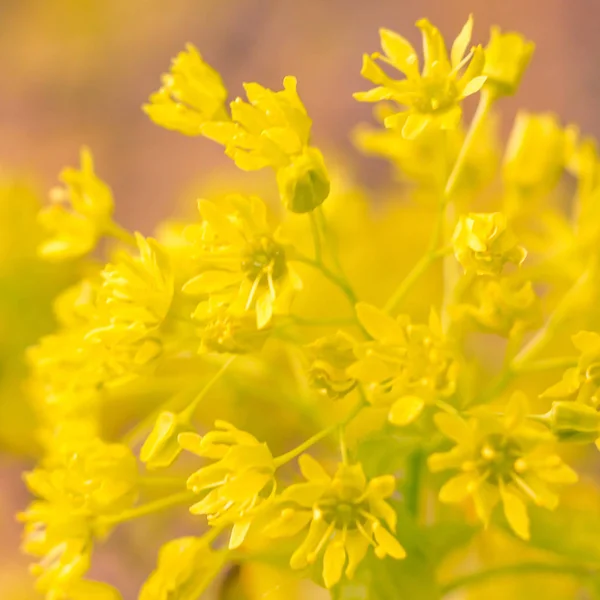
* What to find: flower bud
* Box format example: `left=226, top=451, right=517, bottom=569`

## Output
left=483, top=27, right=535, bottom=97
left=503, top=112, right=566, bottom=192
left=140, top=411, right=193, bottom=469
left=548, top=401, right=600, bottom=443
left=277, top=148, right=330, bottom=213
left=452, top=212, right=527, bottom=275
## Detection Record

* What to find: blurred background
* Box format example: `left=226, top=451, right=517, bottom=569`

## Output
left=0, top=0, right=597, bottom=597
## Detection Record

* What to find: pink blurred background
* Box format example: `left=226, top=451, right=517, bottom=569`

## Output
left=0, top=0, right=597, bottom=597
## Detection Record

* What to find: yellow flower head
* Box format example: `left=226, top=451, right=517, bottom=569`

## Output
left=428, top=392, right=577, bottom=540
left=19, top=438, right=137, bottom=595
left=183, top=195, right=302, bottom=329
left=483, top=27, right=535, bottom=97
left=452, top=277, right=541, bottom=336
left=200, top=78, right=330, bottom=212
left=354, top=15, right=487, bottom=139
left=179, top=421, right=276, bottom=549
left=503, top=112, right=568, bottom=194
left=38, top=147, right=115, bottom=260
left=304, top=332, right=358, bottom=399
left=348, top=303, right=459, bottom=426
left=143, top=44, right=228, bottom=135
left=198, top=309, right=271, bottom=354
left=140, top=537, right=225, bottom=600
left=541, top=331, right=600, bottom=450
left=452, top=212, right=527, bottom=275
left=264, top=456, right=405, bottom=589
left=87, top=233, right=174, bottom=348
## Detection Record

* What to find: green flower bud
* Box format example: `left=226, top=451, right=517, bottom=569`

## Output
left=483, top=27, right=535, bottom=98
left=277, top=148, right=330, bottom=213
left=140, top=411, right=193, bottom=469
left=548, top=401, right=600, bottom=443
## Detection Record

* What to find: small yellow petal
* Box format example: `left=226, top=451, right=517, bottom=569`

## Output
left=388, top=396, right=425, bottom=426
left=323, top=541, right=346, bottom=588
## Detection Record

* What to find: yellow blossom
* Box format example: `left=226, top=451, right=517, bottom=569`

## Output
left=264, top=456, right=405, bottom=589
left=503, top=112, right=569, bottom=194
left=183, top=195, right=302, bottom=329
left=429, top=392, right=577, bottom=540
left=178, top=421, right=276, bottom=549
left=451, top=276, right=541, bottom=336
left=348, top=303, right=459, bottom=426
left=143, top=44, right=228, bottom=135
left=140, top=537, right=226, bottom=600
left=452, top=212, right=527, bottom=275
left=304, top=331, right=358, bottom=399
left=354, top=15, right=487, bottom=139
left=200, top=78, right=330, bottom=212
left=38, top=147, right=117, bottom=260
left=19, top=438, right=138, bottom=596
left=483, top=27, right=535, bottom=97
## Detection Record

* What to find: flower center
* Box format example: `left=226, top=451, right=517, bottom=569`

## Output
left=414, top=77, right=458, bottom=113
left=317, top=496, right=368, bottom=530
left=241, top=236, right=287, bottom=283
left=478, top=433, right=523, bottom=482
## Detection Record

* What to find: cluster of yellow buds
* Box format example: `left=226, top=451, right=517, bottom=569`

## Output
left=13, top=12, right=600, bottom=600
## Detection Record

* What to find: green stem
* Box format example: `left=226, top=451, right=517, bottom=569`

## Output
left=293, top=254, right=358, bottom=306
left=179, top=356, right=235, bottom=421
left=98, top=491, right=195, bottom=527
left=316, top=207, right=345, bottom=276
left=441, top=562, right=596, bottom=596
left=273, top=395, right=366, bottom=468
left=384, top=246, right=448, bottom=314
left=122, top=357, right=234, bottom=447
left=512, top=265, right=592, bottom=370
left=309, top=211, right=322, bottom=263
left=405, top=448, right=424, bottom=519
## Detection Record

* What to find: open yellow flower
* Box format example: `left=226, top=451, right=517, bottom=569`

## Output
left=143, top=44, right=228, bottom=135
left=38, top=147, right=117, bottom=260
left=354, top=15, right=486, bottom=139
left=428, top=392, right=577, bottom=540
left=348, top=303, right=459, bottom=426
left=183, top=195, right=302, bottom=329
left=179, top=421, right=276, bottom=549
left=140, top=536, right=226, bottom=600
left=264, top=456, right=405, bottom=589
left=452, top=212, right=527, bottom=275
left=19, top=438, right=138, bottom=597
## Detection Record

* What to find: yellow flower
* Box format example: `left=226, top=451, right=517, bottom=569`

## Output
left=86, top=233, right=174, bottom=348
left=140, top=411, right=193, bottom=470
left=354, top=15, right=487, bottom=139
left=178, top=421, right=276, bottom=549
left=452, top=212, right=527, bottom=275
left=140, top=536, right=225, bottom=600
left=19, top=438, right=138, bottom=596
left=200, top=78, right=329, bottom=212
left=451, top=276, right=541, bottom=336
left=38, top=147, right=116, bottom=260
left=264, top=456, right=405, bottom=589
left=183, top=195, right=302, bottom=329
left=483, top=27, right=535, bottom=97
left=428, top=392, right=577, bottom=540
left=348, top=303, right=459, bottom=426
left=541, top=331, right=600, bottom=449
left=354, top=106, right=499, bottom=193
left=503, top=112, right=569, bottom=194
left=143, top=44, right=228, bottom=135
left=304, top=331, right=358, bottom=399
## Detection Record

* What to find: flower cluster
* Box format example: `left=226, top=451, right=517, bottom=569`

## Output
left=14, top=12, right=600, bottom=600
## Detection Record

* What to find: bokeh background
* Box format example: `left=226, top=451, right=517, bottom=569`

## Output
left=1, top=0, right=598, bottom=597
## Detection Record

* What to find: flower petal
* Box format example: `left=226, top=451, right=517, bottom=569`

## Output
left=323, top=541, right=346, bottom=588
left=389, top=396, right=425, bottom=426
